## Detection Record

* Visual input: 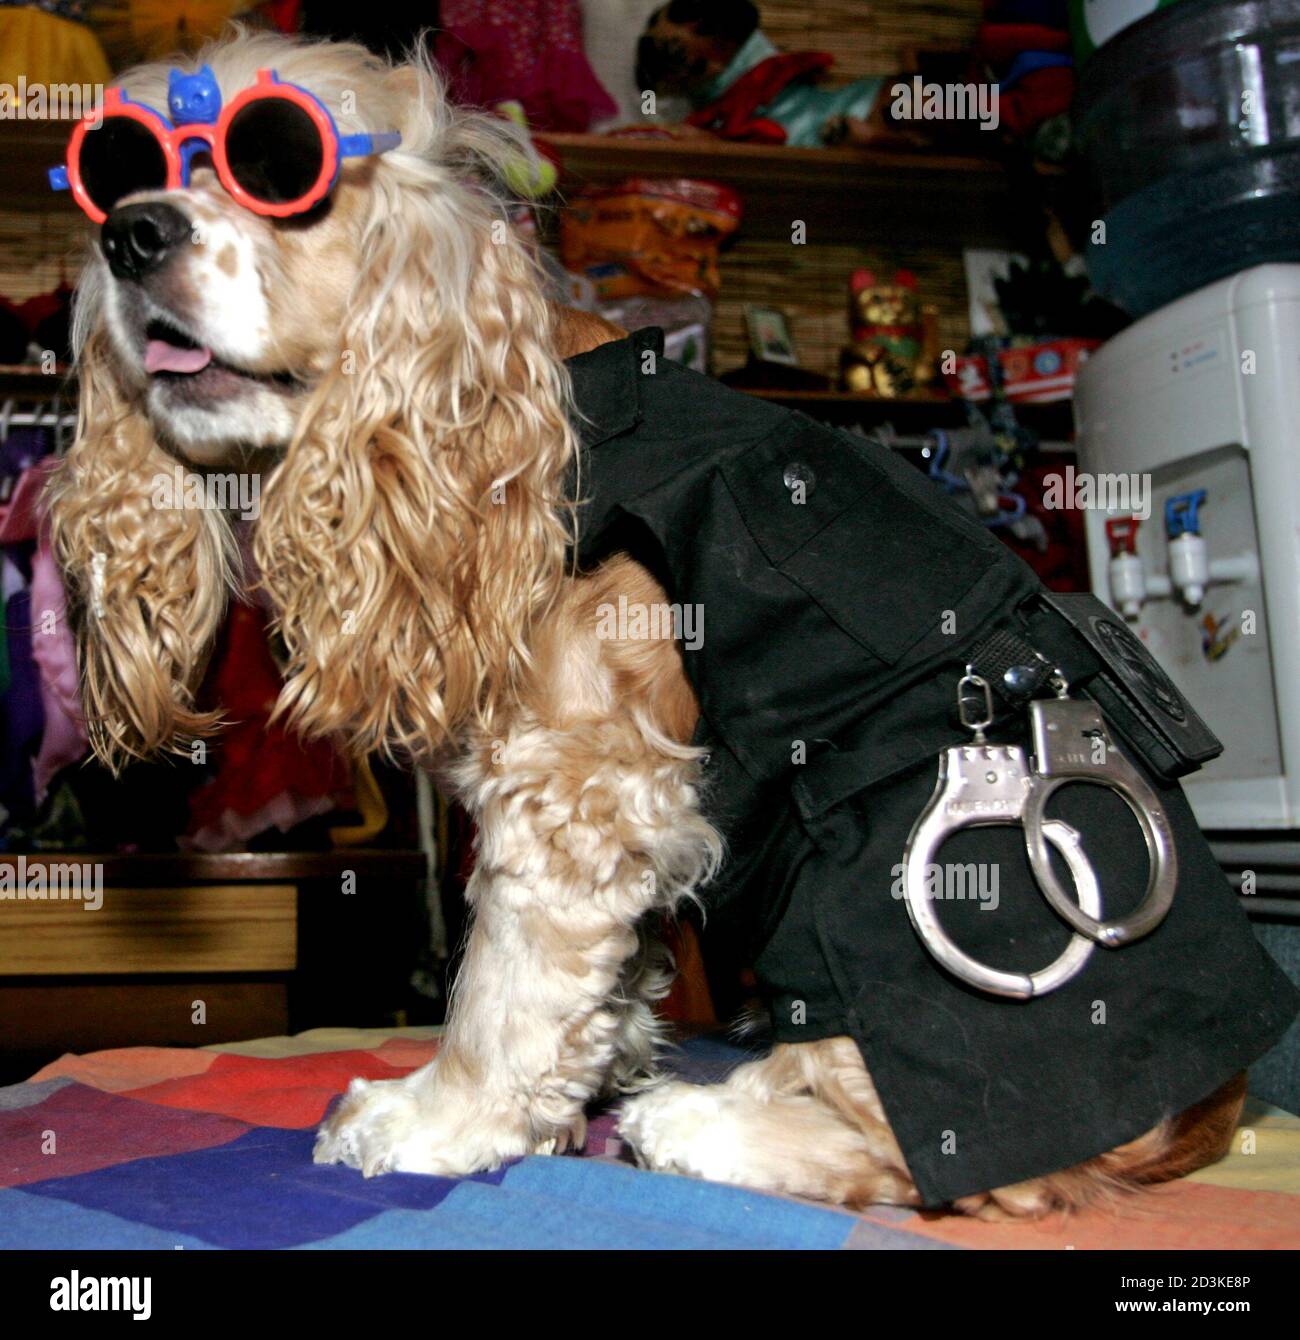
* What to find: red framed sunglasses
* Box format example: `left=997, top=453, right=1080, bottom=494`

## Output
left=50, top=66, right=402, bottom=224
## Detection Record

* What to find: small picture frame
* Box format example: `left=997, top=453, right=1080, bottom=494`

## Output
left=745, top=305, right=798, bottom=366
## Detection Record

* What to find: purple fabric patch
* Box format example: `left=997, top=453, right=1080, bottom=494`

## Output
left=0, top=1083, right=248, bottom=1188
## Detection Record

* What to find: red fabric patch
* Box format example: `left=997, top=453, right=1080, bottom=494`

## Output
left=119, top=1049, right=419, bottom=1129
left=687, top=52, right=835, bottom=143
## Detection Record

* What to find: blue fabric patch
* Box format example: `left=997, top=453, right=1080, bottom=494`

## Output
left=21, top=1126, right=509, bottom=1249
left=300, top=1157, right=856, bottom=1250
left=497, top=1156, right=857, bottom=1249
left=0, top=1188, right=214, bottom=1250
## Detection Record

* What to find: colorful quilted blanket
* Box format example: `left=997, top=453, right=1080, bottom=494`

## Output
left=2, top=1028, right=1298, bottom=1249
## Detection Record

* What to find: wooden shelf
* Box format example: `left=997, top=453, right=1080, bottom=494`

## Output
left=0, top=359, right=1073, bottom=436
left=742, top=387, right=952, bottom=405
left=537, top=131, right=1017, bottom=246
left=737, top=384, right=1075, bottom=438
left=3, top=120, right=1019, bottom=245
left=0, top=363, right=75, bottom=398
left=540, top=130, right=1005, bottom=178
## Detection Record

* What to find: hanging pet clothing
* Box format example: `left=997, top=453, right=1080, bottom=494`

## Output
left=433, top=0, right=618, bottom=133
left=565, top=326, right=1299, bottom=1206
left=183, top=602, right=356, bottom=852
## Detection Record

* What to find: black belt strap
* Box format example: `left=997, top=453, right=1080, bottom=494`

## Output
left=968, top=622, right=1055, bottom=704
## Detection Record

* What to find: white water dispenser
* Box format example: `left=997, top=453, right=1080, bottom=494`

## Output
left=1075, top=264, right=1300, bottom=830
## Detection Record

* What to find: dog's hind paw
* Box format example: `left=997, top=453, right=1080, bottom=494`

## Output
left=619, top=1075, right=921, bottom=1208
left=618, top=1080, right=747, bottom=1182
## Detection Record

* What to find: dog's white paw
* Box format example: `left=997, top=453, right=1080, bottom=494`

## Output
left=314, top=1073, right=580, bottom=1178
left=313, top=1076, right=442, bottom=1177
left=618, top=1081, right=749, bottom=1183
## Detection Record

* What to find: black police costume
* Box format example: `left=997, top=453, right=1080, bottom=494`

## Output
left=565, top=326, right=1299, bottom=1206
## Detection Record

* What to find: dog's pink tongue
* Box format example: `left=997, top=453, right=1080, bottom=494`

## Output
left=145, top=340, right=212, bottom=374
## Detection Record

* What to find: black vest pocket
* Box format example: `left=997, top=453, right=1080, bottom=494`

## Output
left=721, top=416, right=1006, bottom=665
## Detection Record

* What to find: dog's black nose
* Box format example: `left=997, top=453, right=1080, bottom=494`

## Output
left=101, top=203, right=190, bottom=282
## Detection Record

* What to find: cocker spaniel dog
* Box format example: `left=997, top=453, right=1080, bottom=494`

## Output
left=48, top=29, right=1267, bottom=1220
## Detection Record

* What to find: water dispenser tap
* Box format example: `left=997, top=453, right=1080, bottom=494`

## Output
left=1106, top=516, right=1146, bottom=618
left=1166, top=491, right=1208, bottom=606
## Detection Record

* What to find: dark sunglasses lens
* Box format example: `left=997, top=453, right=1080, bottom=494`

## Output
left=225, top=97, right=325, bottom=206
left=79, top=117, right=168, bottom=214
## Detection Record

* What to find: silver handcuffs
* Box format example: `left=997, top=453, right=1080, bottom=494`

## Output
left=901, top=668, right=1178, bottom=999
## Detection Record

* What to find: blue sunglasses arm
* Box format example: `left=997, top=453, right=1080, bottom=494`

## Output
left=338, top=131, right=402, bottom=159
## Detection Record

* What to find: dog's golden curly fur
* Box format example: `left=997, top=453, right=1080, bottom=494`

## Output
left=46, top=28, right=1243, bottom=1218
left=48, top=29, right=575, bottom=767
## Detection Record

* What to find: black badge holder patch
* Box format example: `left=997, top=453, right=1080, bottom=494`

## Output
left=1026, top=591, right=1223, bottom=781
left=900, top=601, right=1195, bottom=998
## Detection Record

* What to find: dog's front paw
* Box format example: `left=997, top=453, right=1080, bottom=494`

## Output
left=313, top=1076, right=435, bottom=1177
left=314, top=1072, right=564, bottom=1178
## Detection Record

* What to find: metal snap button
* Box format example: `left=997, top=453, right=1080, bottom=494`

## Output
left=1003, top=664, right=1037, bottom=695
left=783, top=461, right=815, bottom=493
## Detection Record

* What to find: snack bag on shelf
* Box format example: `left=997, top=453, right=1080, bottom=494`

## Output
left=559, top=177, right=742, bottom=299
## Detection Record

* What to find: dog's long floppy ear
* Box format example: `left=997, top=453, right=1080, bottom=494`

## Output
left=256, top=60, right=577, bottom=763
left=45, top=311, right=234, bottom=772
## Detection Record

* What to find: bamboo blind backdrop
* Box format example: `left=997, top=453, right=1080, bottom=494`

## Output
left=0, top=210, right=86, bottom=305
left=762, top=0, right=981, bottom=78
